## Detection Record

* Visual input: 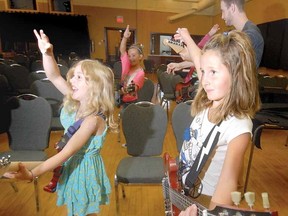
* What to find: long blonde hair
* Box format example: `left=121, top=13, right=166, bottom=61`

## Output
left=192, top=31, right=261, bottom=123
left=63, top=59, right=118, bottom=132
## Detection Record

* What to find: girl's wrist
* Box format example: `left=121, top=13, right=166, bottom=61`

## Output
left=28, top=170, right=34, bottom=183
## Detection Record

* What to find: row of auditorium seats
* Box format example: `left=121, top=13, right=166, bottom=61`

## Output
left=0, top=61, right=68, bottom=96
left=0, top=60, right=66, bottom=134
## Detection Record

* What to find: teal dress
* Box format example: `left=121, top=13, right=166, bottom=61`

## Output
left=56, top=109, right=111, bottom=216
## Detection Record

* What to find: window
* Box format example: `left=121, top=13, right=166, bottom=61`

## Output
left=7, top=0, right=37, bottom=10
left=50, top=0, right=73, bottom=13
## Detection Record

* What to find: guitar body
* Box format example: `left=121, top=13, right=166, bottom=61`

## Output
left=175, top=67, right=197, bottom=103
left=163, top=153, right=181, bottom=216
left=175, top=81, right=194, bottom=103
left=162, top=153, right=278, bottom=216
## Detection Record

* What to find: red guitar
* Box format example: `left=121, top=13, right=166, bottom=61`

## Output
left=162, top=153, right=278, bottom=216
left=174, top=67, right=196, bottom=103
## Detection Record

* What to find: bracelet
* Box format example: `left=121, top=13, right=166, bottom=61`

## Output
left=28, top=170, right=34, bottom=183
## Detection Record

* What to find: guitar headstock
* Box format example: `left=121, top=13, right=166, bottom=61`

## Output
left=210, top=205, right=278, bottom=216
left=0, top=155, right=11, bottom=177
left=209, top=191, right=278, bottom=216
left=163, top=39, right=185, bottom=54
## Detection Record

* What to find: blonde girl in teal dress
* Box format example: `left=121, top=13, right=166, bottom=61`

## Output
left=4, top=29, right=118, bottom=216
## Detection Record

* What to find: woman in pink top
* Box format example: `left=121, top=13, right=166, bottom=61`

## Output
left=119, top=25, right=145, bottom=108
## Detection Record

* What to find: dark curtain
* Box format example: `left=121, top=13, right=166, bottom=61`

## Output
left=0, top=12, right=90, bottom=58
left=259, top=19, right=288, bottom=70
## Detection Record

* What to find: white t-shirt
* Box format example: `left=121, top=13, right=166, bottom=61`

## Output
left=179, top=108, right=252, bottom=196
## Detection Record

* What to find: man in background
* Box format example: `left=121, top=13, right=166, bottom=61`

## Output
left=221, top=0, right=264, bottom=68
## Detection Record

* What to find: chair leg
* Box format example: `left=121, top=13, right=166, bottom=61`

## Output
left=33, top=177, right=41, bottom=215
left=244, top=125, right=264, bottom=193
left=114, top=176, right=120, bottom=216
left=118, top=113, right=121, bottom=143
left=166, top=101, right=169, bottom=118
left=285, top=134, right=288, bottom=147
left=121, top=184, right=126, bottom=198
left=243, top=142, right=254, bottom=194
left=160, top=98, right=169, bottom=120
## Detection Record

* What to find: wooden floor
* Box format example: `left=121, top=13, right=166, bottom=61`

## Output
left=0, top=70, right=287, bottom=216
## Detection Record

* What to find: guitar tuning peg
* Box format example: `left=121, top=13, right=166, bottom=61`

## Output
left=261, top=192, right=270, bottom=209
left=244, top=192, right=255, bottom=209
left=231, top=191, right=241, bottom=207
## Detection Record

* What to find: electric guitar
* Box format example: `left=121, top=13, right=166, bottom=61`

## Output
left=162, top=153, right=278, bottom=216
left=163, top=39, right=185, bottom=54
left=174, top=67, right=197, bottom=103
left=126, top=82, right=136, bottom=93
left=0, top=156, right=42, bottom=178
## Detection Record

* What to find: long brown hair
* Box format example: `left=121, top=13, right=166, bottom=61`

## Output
left=192, top=31, right=261, bottom=123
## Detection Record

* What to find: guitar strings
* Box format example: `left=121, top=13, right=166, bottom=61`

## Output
left=163, top=181, right=215, bottom=216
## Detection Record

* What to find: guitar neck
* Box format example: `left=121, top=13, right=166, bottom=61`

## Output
left=162, top=176, right=209, bottom=215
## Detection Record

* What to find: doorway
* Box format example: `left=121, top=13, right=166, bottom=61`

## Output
left=104, top=27, right=136, bottom=67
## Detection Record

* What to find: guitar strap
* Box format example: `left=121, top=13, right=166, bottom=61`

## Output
left=55, top=118, right=84, bottom=150
left=183, top=121, right=222, bottom=196
left=56, top=112, right=106, bottom=150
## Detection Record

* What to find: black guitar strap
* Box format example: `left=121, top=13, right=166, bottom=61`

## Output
left=183, top=121, right=222, bottom=196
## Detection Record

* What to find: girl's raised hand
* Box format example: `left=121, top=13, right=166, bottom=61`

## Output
left=174, top=28, right=191, bottom=44
left=33, top=29, right=53, bottom=55
left=123, top=25, right=131, bottom=39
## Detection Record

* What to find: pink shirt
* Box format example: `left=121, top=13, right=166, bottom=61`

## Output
left=121, top=52, right=145, bottom=102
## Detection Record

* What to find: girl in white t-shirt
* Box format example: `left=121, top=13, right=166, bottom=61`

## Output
left=174, top=29, right=261, bottom=212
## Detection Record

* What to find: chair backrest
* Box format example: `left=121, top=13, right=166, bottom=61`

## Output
left=58, top=64, right=69, bottom=78
left=158, top=71, right=175, bottom=96
left=122, top=102, right=167, bottom=156
left=172, top=101, right=194, bottom=152
left=30, top=60, right=44, bottom=72
left=57, top=58, right=68, bottom=67
left=4, top=64, right=30, bottom=91
left=13, top=53, right=29, bottom=68
left=30, top=79, right=63, bottom=117
left=8, top=95, right=52, bottom=151
left=143, top=59, right=154, bottom=73
left=0, top=61, right=8, bottom=75
left=137, top=78, right=154, bottom=102
left=113, top=61, right=122, bottom=80
left=0, top=74, right=10, bottom=94
left=28, top=71, right=47, bottom=86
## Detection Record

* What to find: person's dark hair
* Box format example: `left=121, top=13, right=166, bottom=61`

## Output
left=222, top=0, right=245, bottom=12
